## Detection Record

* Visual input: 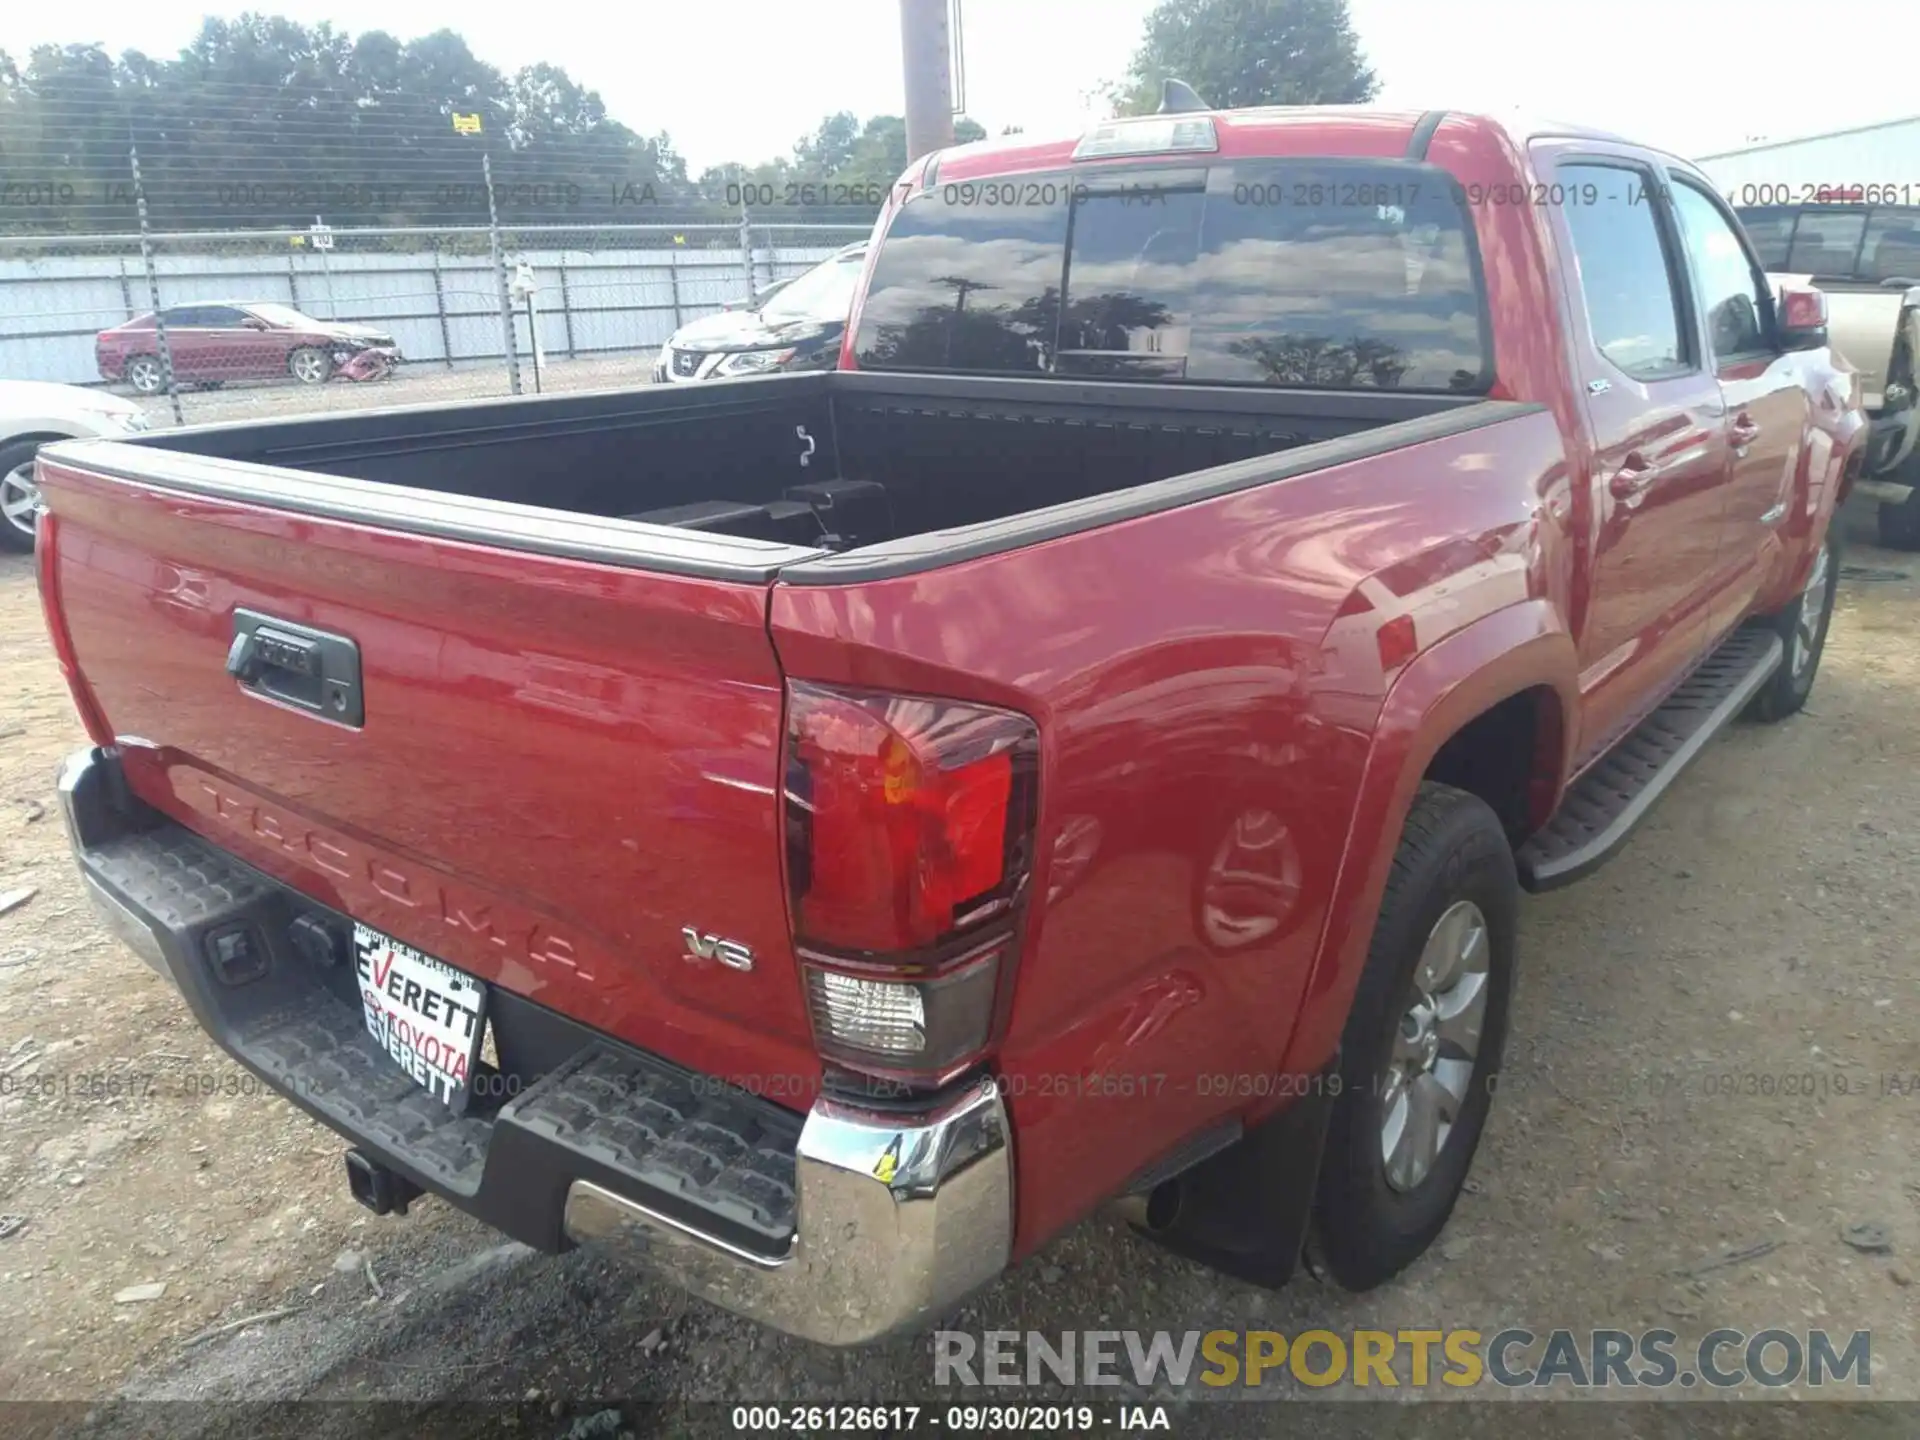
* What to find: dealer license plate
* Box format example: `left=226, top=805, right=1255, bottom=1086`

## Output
left=353, top=923, right=488, bottom=1114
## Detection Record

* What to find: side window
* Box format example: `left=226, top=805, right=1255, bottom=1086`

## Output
left=200, top=306, right=250, bottom=327
left=1557, top=163, right=1689, bottom=380
left=1784, top=208, right=1868, bottom=277
left=163, top=307, right=206, bottom=327
left=1733, top=206, right=1795, bottom=269
left=1670, top=181, right=1770, bottom=361
left=1859, top=208, right=1920, bottom=284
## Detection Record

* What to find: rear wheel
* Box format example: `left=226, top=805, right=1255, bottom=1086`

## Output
left=124, top=354, right=163, bottom=394
left=288, top=347, right=332, bottom=385
left=0, top=439, right=46, bottom=553
left=1312, top=782, right=1517, bottom=1290
left=1747, top=528, right=1838, bottom=723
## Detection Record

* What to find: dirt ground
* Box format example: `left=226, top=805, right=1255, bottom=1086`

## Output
left=1, top=499, right=1916, bottom=1434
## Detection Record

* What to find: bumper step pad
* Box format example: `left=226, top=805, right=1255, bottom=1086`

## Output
left=1517, top=627, right=1782, bottom=891
left=508, top=1048, right=800, bottom=1250
left=246, top=1004, right=495, bottom=1192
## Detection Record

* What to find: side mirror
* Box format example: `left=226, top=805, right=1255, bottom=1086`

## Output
left=242, top=317, right=271, bottom=330
left=1775, top=284, right=1828, bottom=352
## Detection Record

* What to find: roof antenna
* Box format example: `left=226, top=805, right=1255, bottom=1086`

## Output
left=1157, top=78, right=1209, bottom=114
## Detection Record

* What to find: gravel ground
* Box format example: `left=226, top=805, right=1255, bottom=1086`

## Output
left=0, top=496, right=1915, bottom=1439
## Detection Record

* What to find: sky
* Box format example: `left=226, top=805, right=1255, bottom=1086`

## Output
left=1, top=0, right=1912, bottom=172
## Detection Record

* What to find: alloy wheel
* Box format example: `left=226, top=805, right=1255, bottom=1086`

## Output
left=290, top=349, right=330, bottom=384
left=2, top=462, right=41, bottom=542
left=1379, top=899, right=1490, bottom=1193
left=1791, top=539, right=1832, bottom=679
left=126, top=357, right=162, bottom=394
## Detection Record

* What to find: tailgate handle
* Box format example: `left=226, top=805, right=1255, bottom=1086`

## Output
left=227, top=609, right=364, bottom=727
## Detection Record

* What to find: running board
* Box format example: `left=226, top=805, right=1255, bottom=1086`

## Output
left=1517, top=628, right=1783, bottom=892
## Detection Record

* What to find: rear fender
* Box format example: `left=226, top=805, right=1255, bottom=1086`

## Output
left=1775, top=364, right=1867, bottom=605
left=1278, top=599, right=1578, bottom=1078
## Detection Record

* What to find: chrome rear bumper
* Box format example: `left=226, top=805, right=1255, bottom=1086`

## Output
left=564, top=1078, right=1012, bottom=1344
left=1864, top=402, right=1919, bottom=478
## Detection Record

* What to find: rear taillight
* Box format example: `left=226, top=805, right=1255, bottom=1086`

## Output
left=782, top=681, right=1038, bottom=1084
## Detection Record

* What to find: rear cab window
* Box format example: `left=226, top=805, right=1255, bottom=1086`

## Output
left=852, top=159, right=1491, bottom=392
left=1733, top=203, right=1920, bottom=283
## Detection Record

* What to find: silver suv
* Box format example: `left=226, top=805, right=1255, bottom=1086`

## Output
left=1738, top=203, right=1920, bottom=548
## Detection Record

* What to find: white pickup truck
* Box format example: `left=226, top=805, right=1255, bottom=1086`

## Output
left=1737, top=202, right=1920, bottom=547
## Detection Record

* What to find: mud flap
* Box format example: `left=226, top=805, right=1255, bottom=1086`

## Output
left=1126, top=1063, right=1338, bottom=1289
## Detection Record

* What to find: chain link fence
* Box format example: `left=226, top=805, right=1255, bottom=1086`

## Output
left=1, top=86, right=879, bottom=424
left=0, top=218, right=872, bottom=426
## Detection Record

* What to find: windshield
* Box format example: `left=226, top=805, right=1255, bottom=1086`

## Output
left=852, top=160, right=1489, bottom=392
left=246, top=303, right=319, bottom=328
left=759, top=252, right=865, bottom=323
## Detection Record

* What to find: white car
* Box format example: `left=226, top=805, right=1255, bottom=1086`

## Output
left=1, top=380, right=151, bottom=551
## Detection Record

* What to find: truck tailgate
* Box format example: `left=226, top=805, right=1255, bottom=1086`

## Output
left=37, top=452, right=817, bottom=1085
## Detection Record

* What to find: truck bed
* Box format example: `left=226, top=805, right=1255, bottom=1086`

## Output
left=34, top=366, right=1539, bottom=1198
left=94, top=371, right=1497, bottom=580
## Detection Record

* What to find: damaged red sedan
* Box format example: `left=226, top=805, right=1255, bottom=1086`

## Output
left=96, top=301, right=401, bottom=393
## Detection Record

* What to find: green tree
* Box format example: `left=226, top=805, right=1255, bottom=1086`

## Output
left=0, top=15, right=700, bottom=234
left=0, top=21, right=1002, bottom=236
left=1112, top=0, right=1377, bottom=116
left=793, top=111, right=862, bottom=175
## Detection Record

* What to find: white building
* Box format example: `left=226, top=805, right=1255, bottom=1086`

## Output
left=1695, top=116, right=1920, bottom=207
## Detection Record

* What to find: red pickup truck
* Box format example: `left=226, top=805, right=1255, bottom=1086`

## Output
left=36, top=107, right=1859, bottom=1345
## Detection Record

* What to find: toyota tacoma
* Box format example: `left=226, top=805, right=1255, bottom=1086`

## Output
left=35, top=106, right=1860, bottom=1344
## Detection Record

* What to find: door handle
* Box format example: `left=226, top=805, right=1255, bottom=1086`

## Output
left=228, top=608, right=363, bottom=726
left=1729, top=413, right=1761, bottom=456
left=1608, top=451, right=1657, bottom=507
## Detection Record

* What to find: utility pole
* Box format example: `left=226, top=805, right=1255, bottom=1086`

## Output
left=127, top=141, right=182, bottom=426
left=483, top=152, right=524, bottom=396
left=900, top=0, right=955, bottom=162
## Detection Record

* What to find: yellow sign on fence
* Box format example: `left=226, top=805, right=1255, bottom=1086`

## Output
left=451, top=112, right=483, bottom=135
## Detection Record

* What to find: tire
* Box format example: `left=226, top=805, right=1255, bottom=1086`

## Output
left=288, top=347, right=333, bottom=385
left=0, top=438, right=47, bottom=553
left=1880, top=489, right=1920, bottom=551
left=1747, top=528, right=1839, bottom=723
left=124, top=354, right=163, bottom=394
left=1312, top=782, right=1517, bottom=1291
